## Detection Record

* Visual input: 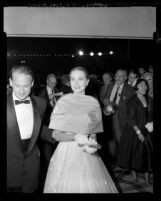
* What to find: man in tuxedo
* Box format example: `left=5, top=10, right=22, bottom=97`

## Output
left=103, top=69, right=134, bottom=167
left=7, top=65, right=50, bottom=193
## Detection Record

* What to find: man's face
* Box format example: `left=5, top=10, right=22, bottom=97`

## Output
left=103, top=74, right=111, bottom=85
left=47, top=77, right=57, bottom=90
left=9, top=71, right=33, bottom=100
left=139, top=68, right=145, bottom=75
left=115, top=70, right=127, bottom=85
left=143, top=73, right=153, bottom=88
left=128, top=72, right=137, bottom=85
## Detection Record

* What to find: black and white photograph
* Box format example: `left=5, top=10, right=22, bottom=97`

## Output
left=2, top=0, right=160, bottom=196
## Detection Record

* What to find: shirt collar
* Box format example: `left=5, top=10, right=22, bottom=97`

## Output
left=115, top=83, right=124, bottom=89
left=47, top=85, right=53, bottom=94
left=12, top=92, right=30, bottom=102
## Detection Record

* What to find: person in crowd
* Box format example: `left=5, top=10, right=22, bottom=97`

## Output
left=116, top=79, right=153, bottom=183
left=37, top=74, right=61, bottom=181
left=98, top=72, right=114, bottom=167
left=143, top=72, right=153, bottom=99
left=85, top=74, right=100, bottom=99
left=7, top=65, right=47, bottom=193
left=103, top=69, right=134, bottom=169
left=32, top=74, right=46, bottom=96
left=127, top=69, right=138, bottom=87
left=148, top=65, right=153, bottom=74
left=60, top=74, right=73, bottom=94
left=99, top=72, right=112, bottom=106
left=38, top=74, right=61, bottom=114
left=43, top=66, right=118, bottom=193
left=142, top=71, right=153, bottom=183
left=138, top=67, right=146, bottom=78
left=7, top=83, right=12, bottom=94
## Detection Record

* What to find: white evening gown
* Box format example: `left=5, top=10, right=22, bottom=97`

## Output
left=44, top=141, right=118, bottom=193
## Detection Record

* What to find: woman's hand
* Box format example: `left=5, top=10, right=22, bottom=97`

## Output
left=74, top=134, right=89, bottom=145
left=89, top=134, right=96, bottom=140
left=82, top=145, right=97, bottom=154
left=134, top=126, right=145, bottom=142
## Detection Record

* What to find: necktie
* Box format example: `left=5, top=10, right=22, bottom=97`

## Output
left=15, top=100, right=30, bottom=105
left=113, top=86, right=120, bottom=103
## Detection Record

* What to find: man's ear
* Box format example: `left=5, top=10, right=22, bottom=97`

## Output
left=86, top=79, right=89, bottom=86
left=9, top=78, right=12, bottom=87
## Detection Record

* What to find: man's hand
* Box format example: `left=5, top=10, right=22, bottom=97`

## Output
left=138, top=133, right=145, bottom=142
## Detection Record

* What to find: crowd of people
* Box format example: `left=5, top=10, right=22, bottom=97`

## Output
left=7, top=64, right=153, bottom=193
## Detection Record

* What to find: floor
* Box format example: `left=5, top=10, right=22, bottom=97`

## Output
left=38, top=142, right=153, bottom=194
left=114, top=172, right=153, bottom=193
left=97, top=140, right=153, bottom=194
left=38, top=161, right=153, bottom=194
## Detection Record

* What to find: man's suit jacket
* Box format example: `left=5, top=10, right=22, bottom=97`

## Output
left=7, top=92, right=46, bottom=192
left=104, top=82, right=135, bottom=132
left=99, top=83, right=113, bottom=106
left=38, top=86, right=60, bottom=126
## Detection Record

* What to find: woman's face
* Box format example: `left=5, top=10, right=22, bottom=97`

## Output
left=70, top=70, right=89, bottom=94
left=128, top=72, right=137, bottom=85
left=137, top=81, right=148, bottom=95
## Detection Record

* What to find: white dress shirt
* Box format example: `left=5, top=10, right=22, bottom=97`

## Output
left=47, top=85, right=53, bottom=96
left=13, top=93, right=34, bottom=140
left=128, top=78, right=137, bottom=87
left=47, top=85, right=56, bottom=105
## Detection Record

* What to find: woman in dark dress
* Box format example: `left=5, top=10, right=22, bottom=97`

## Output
left=116, top=78, right=153, bottom=183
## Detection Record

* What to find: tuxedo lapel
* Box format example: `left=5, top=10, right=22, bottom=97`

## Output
left=7, top=93, right=23, bottom=152
left=25, top=96, right=41, bottom=155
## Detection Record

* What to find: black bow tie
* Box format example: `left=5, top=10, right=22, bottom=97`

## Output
left=15, top=100, right=30, bottom=105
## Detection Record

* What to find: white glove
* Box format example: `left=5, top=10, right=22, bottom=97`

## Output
left=82, top=145, right=97, bottom=154
left=74, top=134, right=89, bottom=145
left=89, top=134, right=97, bottom=140
left=145, top=122, right=153, bottom=133
left=88, top=137, right=97, bottom=145
left=75, top=134, right=101, bottom=154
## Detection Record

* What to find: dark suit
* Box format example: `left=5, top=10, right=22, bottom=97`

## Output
left=7, top=92, right=46, bottom=193
left=103, top=82, right=134, bottom=162
left=37, top=87, right=59, bottom=176
left=60, top=84, right=72, bottom=95
left=99, top=83, right=112, bottom=106
left=38, top=86, right=59, bottom=126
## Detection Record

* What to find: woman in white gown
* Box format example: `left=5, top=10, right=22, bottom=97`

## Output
left=44, top=66, right=118, bottom=193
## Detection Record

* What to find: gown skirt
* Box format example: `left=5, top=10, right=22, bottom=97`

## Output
left=44, top=141, right=118, bottom=193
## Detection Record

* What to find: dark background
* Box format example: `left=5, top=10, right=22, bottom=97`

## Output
left=7, top=37, right=155, bottom=77
left=5, top=1, right=160, bottom=79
